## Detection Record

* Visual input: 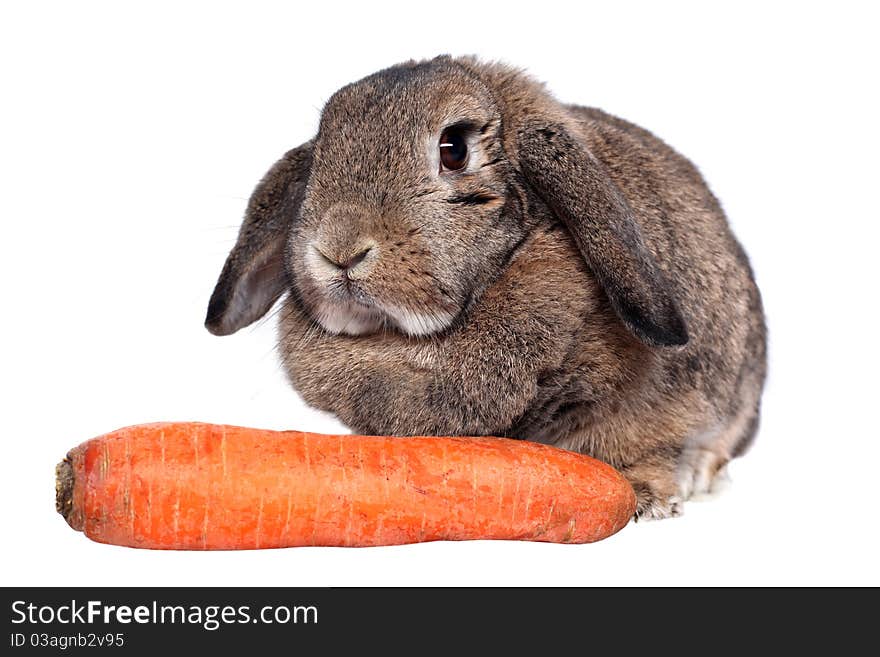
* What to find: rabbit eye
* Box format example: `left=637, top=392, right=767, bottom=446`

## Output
left=439, top=128, right=468, bottom=172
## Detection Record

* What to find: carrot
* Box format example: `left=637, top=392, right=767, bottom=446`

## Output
left=56, top=422, right=635, bottom=549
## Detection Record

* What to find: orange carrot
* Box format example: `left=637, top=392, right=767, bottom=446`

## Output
left=56, top=422, right=635, bottom=549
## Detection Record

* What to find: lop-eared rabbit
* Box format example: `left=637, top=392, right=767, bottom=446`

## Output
left=207, top=56, right=767, bottom=519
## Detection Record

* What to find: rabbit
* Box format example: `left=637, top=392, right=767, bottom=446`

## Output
left=205, top=55, right=767, bottom=520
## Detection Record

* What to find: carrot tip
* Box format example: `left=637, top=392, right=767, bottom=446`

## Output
left=55, top=455, right=80, bottom=531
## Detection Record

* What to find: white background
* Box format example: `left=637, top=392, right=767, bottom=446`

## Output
left=2, top=1, right=878, bottom=586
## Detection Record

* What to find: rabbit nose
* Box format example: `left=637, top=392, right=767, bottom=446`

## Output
left=340, top=246, right=372, bottom=270
left=314, top=244, right=374, bottom=272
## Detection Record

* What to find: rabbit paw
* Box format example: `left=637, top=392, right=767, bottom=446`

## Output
left=628, top=474, right=684, bottom=521
left=677, top=448, right=730, bottom=501
left=634, top=492, right=684, bottom=521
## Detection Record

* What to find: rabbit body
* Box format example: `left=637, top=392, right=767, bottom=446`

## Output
left=208, top=57, right=766, bottom=519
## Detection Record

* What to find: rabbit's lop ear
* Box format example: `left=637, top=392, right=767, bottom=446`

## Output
left=517, top=122, right=688, bottom=347
left=205, top=142, right=313, bottom=336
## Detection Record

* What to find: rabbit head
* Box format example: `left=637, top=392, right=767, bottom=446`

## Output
left=285, top=59, right=533, bottom=337
left=207, top=55, right=687, bottom=347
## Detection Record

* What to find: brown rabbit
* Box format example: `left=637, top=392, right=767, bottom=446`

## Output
left=206, top=56, right=767, bottom=519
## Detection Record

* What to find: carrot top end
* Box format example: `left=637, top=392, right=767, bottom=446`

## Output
left=55, top=455, right=80, bottom=531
